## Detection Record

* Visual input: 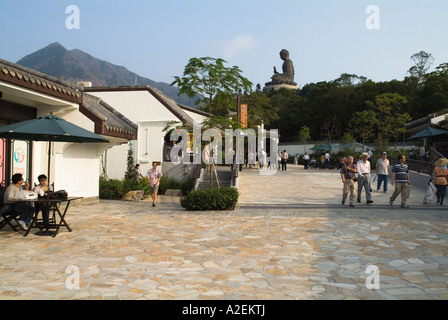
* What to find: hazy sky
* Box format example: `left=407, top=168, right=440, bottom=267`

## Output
left=1, top=0, right=447, bottom=89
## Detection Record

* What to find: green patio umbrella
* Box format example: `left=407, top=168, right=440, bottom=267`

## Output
left=311, top=143, right=338, bottom=151
left=407, top=127, right=448, bottom=140
left=0, top=114, right=109, bottom=190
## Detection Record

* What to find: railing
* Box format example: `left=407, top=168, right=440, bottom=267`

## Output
left=406, top=159, right=434, bottom=176
left=407, top=147, right=446, bottom=176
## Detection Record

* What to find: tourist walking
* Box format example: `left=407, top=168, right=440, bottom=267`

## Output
left=375, top=152, right=390, bottom=193
left=281, top=150, right=289, bottom=171
left=433, top=158, right=448, bottom=205
left=294, top=153, right=299, bottom=166
left=135, top=164, right=144, bottom=181
left=356, top=153, right=373, bottom=204
left=258, top=149, right=266, bottom=169
left=389, top=155, right=411, bottom=208
left=324, top=151, right=331, bottom=169
left=147, top=162, right=162, bottom=207
left=366, top=148, right=373, bottom=164
left=303, top=152, right=310, bottom=170
left=340, top=156, right=358, bottom=207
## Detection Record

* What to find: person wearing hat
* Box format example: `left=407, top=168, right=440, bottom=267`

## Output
left=356, top=152, right=374, bottom=204
left=433, top=158, right=448, bottom=205
left=375, top=152, right=390, bottom=193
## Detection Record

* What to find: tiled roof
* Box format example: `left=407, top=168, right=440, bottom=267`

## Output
left=81, top=94, right=137, bottom=140
left=85, top=86, right=198, bottom=127
left=0, top=58, right=81, bottom=102
left=0, top=58, right=137, bottom=140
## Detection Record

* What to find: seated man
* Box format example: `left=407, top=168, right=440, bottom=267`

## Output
left=3, top=173, right=35, bottom=230
left=33, top=174, right=54, bottom=227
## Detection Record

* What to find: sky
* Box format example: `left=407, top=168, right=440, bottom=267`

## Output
left=1, top=0, right=448, bottom=89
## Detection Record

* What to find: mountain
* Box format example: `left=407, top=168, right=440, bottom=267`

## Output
left=16, top=42, right=197, bottom=107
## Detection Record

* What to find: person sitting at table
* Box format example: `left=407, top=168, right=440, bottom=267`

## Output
left=33, top=174, right=53, bottom=196
left=33, top=174, right=54, bottom=227
left=3, top=173, right=35, bottom=230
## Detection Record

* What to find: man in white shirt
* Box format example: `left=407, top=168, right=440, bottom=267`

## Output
left=3, top=173, right=35, bottom=230
left=303, top=152, right=310, bottom=170
left=356, top=153, right=373, bottom=204
left=324, top=151, right=330, bottom=169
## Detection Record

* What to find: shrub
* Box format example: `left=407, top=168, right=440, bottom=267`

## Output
left=99, top=177, right=123, bottom=200
left=99, top=177, right=151, bottom=200
left=180, top=187, right=239, bottom=211
left=158, top=176, right=194, bottom=195
left=99, top=176, right=193, bottom=200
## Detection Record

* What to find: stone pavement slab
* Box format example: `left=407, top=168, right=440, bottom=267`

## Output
left=0, top=165, right=447, bottom=300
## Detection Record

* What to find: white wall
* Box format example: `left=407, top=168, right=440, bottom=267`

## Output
left=29, top=110, right=105, bottom=198
left=90, top=90, right=188, bottom=180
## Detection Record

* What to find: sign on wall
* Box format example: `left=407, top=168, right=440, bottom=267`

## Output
left=11, top=140, right=28, bottom=180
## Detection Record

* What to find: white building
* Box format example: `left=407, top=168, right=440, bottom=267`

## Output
left=85, top=86, right=208, bottom=179
left=0, top=59, right=137, bottom=204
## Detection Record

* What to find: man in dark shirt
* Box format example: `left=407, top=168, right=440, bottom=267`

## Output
left=389, top=155, right=411, bottom=208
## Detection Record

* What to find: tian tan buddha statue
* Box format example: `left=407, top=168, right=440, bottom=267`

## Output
left=265, top=49, right=297, bottom=87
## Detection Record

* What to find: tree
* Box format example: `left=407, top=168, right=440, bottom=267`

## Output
left=348, top=110, right=377, bottom=145
left=298, top=126, right=311, bottom=144
left=408, top=51, right=434, bottom=85
left=124, top=142, right=136, bottom=180
left=171, top=57, right=253, bottom=119
left=242, top=91, right=278, bottom=130
left=321, top=115, right=340, bottom=142
left=365, top=93, right=408, bottom=152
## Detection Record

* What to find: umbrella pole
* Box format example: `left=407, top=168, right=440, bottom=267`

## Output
left=47, top=139, right=52, bottom=198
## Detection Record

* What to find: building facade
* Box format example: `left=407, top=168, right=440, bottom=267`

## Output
left=0, top=59, right=137, bottom=203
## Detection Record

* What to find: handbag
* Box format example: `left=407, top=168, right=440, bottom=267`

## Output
left=423, top=181, right=437, bottom=203
left=54, top=190, right=68, bottom=200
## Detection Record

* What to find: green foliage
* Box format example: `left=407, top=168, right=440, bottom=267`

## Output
left=99, top=177, right=123, bottom=200
left=124, top=143, right=135, bottom=181
left=180, top=187, right=239, bottom=211
left=158, top=176, right=193, bottom=196
left=99, top=177, right=150, bottom=200
left=242, top=91, right=279, bottom=129
left=298, top=125, right=311, bottom=144
left=171, top=57, right=253, bottom=117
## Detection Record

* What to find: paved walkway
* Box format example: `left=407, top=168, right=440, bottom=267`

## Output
left=0, top=165, right=447, bottom=300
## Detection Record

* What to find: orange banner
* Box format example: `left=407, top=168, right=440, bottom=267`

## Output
left=240, top=104, right=248, bottom=128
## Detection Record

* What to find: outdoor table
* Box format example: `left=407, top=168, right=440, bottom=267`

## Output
left=6, top=197, right=83, bottom=237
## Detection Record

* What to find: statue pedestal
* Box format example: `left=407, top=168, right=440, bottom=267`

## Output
left=263, top=83, right=299, bottom=92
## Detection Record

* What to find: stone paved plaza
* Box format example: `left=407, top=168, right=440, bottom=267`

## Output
left=0, top=165, right=447, bottom=300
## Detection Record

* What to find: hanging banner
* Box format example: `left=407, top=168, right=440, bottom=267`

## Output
left=12, top=140, right=28, bottom=179
left=240, top=103, right=248, bottom=128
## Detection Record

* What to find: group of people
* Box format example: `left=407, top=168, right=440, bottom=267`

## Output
left=340, top=152, right=413, bottom=208
left=245, top=150, right=290, bottom=171
left=3, top=173, right=53, bottom=230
